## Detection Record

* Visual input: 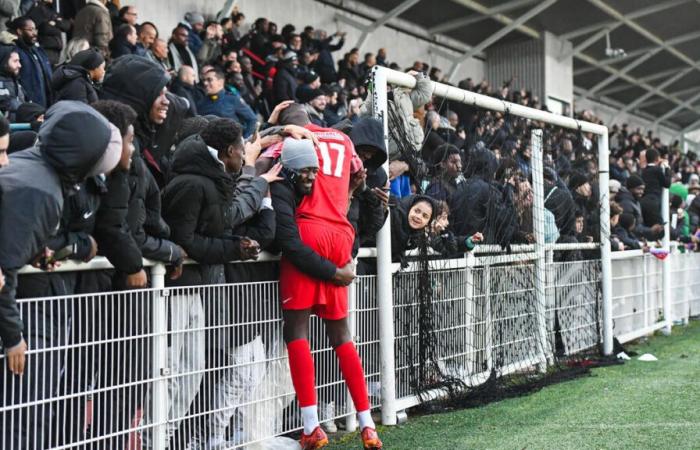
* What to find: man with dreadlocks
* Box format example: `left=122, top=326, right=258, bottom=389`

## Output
left=268, top=104, right=382, bottom=450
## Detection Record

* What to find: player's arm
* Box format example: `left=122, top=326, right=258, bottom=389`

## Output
left=271, top=183, right=338, bottom=281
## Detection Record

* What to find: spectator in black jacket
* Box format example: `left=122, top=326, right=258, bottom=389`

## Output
left=0, top=44, right=27, bottom=120
left=0, top=101, right=115, bottom=449
left=390, top=194, right=436, bottom=263
left=27, top=0, right=71, bottom=66
left=615, top=174, right=663, bottom=241
left=273, top=50, right=298, bottom=104
left=51, top=48, right=104, bottom=103
left=160, top=118, right=264, bottom=448
left=346, top=117, right=389, bottom=259
left=109, top=23, right=139, bottom=58
left=426, top=143, right=464, bottom=205
left=640, top=148, right=672, bottom=227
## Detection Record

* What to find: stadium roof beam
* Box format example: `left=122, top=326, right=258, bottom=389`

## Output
left=573, top=30, right=700, bottom=77
left=597, top=67, right=687, bottom=96
left=560, top=0, right=692, bottom=41
left=572, top=86, right=672, bottom=127
left=354, top=0, right=422, bottom=49
left=587, top=0, right=700, bottom=75
left=679, top=118, right=700, bottom=137
left=585, top=48, right=662, bottom=95
left=575, top=51, right=696, bottom=120
left=637, top=87, right=700, bottom=109
left=652, top=91, right=700, bottom=127
left=428, top=0, right=538, bottom=34
left=331, top=0, right=484, bottom=57
left=446, top=0, right=558, bottom=81
left=448, top=0, right=541, bottom=39
left=557, top=24, right=621, bottom=62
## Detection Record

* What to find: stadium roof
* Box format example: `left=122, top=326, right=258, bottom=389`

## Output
left=326, top=0, right=700, bottom=134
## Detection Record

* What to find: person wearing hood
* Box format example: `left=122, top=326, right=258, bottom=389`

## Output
left=197, top=66, right=256, bottom=138
left=273, top=50, right=299, bottom=104
left=568, top=171, right=598, bottom=242
left=72, top=0, right=112, bottom=56
left=183, top=11, right=204, bottom=55
left=449, top=147, right=518, bottom=247
left=51, top=47, right=104, bottom=103
left=390, top=194, right=436, bottom=263
left=100, top=55, right=186, bottom=276
left=0, top=101, right=115, bottom=449
left=0, top=43, right=26, bottom=120
left=9, top=17, right=52, bottom=107
left=615, top=174, right=663, bottom=241
left=168, top=23, right=199, bottom=82
left=159, top=118, right=267, bottom=449
left=346, top=117, right=389, bottom=259
left=426, top=143, right=465, bottom=205
left=108, top=23, right=139, bottom=59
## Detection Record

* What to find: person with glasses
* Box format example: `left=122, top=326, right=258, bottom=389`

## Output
left=8, top=17, right=52, bottom=107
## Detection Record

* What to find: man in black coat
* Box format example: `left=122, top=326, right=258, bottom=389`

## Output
left=100, top=55, right=185, bottom=275
left=0, top=101, right=115, bottom=450
left=640, top=148, right=672, bottom=227
left=273, top=51, right=299, bottom=105
left=50, top=47, right=103, bottom=104
left=345, top=117, right=389, bottom=259
left=616, top=174, right=663, bottom=241
left=0, top=44, right=27, bottom=120
left=160, top=118, right=267, bottom=448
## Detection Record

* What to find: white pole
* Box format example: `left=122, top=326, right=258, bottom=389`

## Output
left=150, top=263, right=168, bottom=450
left=531, top=129, right=550, bottom=369
left=662, top=188, right=672, bottom=334
left=370, top=66, right=397, bottom=426
left=598, top=132, right=614, bottom=355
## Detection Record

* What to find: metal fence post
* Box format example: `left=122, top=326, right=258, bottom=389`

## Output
left=531, top=129, right=550, bottom=370
left=150, top=263, right=168, bottom=450
left=371, top=67, right=397, bottom=426
left=598, top=132, right=614, bottom=355
left=662, top=187, right=672, bottom=334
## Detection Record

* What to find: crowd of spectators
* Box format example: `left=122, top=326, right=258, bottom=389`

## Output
left=0, top=1, right=698, bottom=448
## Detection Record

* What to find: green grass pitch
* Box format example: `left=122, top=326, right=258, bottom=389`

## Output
left=330, top=320, right=700, bottom=449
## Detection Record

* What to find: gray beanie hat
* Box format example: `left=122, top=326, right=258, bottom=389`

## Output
left=281, top=138, right=319, bottom=171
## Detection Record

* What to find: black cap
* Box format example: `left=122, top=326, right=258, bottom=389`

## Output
left=70, top=48, right=105, bottom=70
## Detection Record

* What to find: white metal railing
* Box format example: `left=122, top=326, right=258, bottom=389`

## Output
left=2, top=247, right=697, bottom=448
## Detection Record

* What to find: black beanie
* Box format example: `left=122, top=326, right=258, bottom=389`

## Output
left=626, top=174, right=644, bottom=190
left=70, top=48, right=105, bottom=71
left=569, top=171, right=589, bottom=190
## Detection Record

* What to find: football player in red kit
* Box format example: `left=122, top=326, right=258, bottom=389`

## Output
left=268, top=115, right=382, bottom=449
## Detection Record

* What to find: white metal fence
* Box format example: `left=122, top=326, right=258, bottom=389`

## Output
left=1, top=247, right=695, bottom=449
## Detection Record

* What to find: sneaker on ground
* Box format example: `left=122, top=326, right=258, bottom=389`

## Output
left=300, top=426, right=329, bottom=450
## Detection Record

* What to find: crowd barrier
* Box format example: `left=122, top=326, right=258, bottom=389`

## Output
left=1, top=245, right=696, bottom=449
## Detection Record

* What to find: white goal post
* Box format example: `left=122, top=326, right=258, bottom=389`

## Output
left=368, top=65, right=614, bottom=425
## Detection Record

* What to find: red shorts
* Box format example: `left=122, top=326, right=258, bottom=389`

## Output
left=279, top=221, right=354, bottom=320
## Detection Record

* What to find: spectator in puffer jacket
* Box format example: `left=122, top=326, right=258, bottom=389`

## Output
left=0, top=101, right=116, bottom=450
left=51, top=48, right=104, bottom=103
left=72, top=0, right=112, bottom=56
left=0, top=43, right=26, bottom=120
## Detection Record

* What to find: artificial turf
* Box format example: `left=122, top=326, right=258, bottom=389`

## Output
left=330, top=319, right=700, bottom=449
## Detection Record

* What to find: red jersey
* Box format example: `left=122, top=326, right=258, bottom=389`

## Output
left=264, top=123, right=361, bottom=240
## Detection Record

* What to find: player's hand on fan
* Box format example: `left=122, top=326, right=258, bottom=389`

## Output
left=349, top=168, right=367, bottom=195
left=470, top=232, right=484, bottom=243
left=332, top=261, right=356, bottom=286
left=244, top=131, right=262, bottom=165
left=282, top=125, right=319, bottom=146
left=240, top=238, right=261, bottom=261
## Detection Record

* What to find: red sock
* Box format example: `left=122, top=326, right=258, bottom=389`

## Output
left=335, top=341, right=370, bottom=412
left=286, top=339, right=316, bottom=407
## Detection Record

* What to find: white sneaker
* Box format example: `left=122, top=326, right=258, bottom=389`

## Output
left=321, top=401, right=338, bottom=433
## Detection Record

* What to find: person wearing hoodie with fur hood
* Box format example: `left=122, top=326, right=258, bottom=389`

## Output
left=0, top=100, right=116, bottom=450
